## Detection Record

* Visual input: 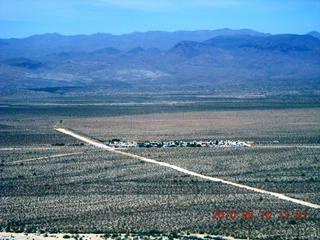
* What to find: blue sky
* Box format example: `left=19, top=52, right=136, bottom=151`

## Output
left=0, top=0, right=319, bottom=38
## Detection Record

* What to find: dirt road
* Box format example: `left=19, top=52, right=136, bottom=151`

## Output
left=11, top=152, right=84, bottom=164
left=56, top=128, right=320, bottom=209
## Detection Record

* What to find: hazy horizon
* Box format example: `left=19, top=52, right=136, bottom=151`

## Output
left=1, top=0, right=319, bottom=39
left=1, top=27, right=320, bottom=40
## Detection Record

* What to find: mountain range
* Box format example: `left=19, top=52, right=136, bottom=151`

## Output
left=0, top=28, right=319, bottom=96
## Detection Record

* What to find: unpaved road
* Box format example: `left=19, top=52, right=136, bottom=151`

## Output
left=56, top=128, right=320, bottom=209
left=11, top=152, right=84, bottom=164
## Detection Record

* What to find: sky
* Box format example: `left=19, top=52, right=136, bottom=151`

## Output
left=0, top=0, right=319, bottom=39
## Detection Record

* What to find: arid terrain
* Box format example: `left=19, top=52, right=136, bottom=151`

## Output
left=1, top=94, right=319, bottom=239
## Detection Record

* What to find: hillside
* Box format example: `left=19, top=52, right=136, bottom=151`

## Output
left=0, top=29, right=319, bottom=97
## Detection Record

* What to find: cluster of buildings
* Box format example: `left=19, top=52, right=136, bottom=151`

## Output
left=106, top=139, right=251, bottom=148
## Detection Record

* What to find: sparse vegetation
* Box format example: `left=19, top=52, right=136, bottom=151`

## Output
left=0, top=94, right=319, bottom=239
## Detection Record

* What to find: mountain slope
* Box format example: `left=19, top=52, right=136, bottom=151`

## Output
left=0, top=30, right=319, bottom=96
left=0, top=28, right=270, bottom=60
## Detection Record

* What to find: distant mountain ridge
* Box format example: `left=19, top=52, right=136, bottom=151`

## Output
left=171, top=34, right=320, bottom=54
left=0, top=28, right=270, bottom=60
left=0, top=28, right=319, bottom=96
left=307, top=31, right=320, bottom=39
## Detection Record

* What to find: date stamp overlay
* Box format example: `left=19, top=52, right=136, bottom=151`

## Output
left=211, top=209, right=307, bottom=220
